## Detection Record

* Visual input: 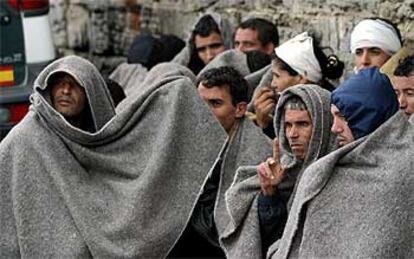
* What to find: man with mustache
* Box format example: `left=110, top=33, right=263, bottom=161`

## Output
left=48, top=72, right=94, bottom=132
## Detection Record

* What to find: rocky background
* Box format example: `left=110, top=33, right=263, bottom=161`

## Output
left=49, top=0, right=414, bottom=77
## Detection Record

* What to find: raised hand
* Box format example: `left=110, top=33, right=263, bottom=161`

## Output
left=257, top=139, right=286, bottom=196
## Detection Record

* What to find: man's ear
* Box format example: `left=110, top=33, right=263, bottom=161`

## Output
left=264, top=43, right=276, bottom=56
left=235, top=101, right=248, bottom=118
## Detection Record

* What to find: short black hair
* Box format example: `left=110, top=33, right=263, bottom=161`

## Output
left=394, top=55, right=414, bottom=77
left=197, top=66, right=248, bottom=105
left=192, top=15, right=221, bottom=38
left=237, top=18, right=279, bottom=46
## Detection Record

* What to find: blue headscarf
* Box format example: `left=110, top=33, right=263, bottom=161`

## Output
left=331, top=67, right=398, bottom=140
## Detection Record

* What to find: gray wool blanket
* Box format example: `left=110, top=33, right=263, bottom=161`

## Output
left=269, top=111, right=414, bottom=258
left=215, top=118, right=273, bottom=243
left=198, top=49, right=251, bottom=78
left=197, top=49, right=269, bottom=101
left=220, top=85, right=337, bottom=259
left=109, top=62, right=148, bottom=96
left=0, top=56, right=227, bottom=258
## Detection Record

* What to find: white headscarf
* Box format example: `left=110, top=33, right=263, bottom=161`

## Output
left=350, top=19, right=401, bottom=55
left=275, top=32, right=322, bottom=83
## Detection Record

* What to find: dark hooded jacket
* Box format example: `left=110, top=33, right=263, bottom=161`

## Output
left=331, top=67, right=399, bottom=139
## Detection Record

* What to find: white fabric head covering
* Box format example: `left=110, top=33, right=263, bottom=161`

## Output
left=275, top=32, right=322, bottom=83
left=350, top=19, right=401, bottom=55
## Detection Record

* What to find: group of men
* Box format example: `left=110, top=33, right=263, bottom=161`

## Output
left=0, top=12, right=413, bottom=259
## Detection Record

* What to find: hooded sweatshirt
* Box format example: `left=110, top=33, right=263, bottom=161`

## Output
left=219, top=84, right=336, bottom=259
left=0, top=57, right=227, bottom=258
left=331, top=67, right=399, bottom=139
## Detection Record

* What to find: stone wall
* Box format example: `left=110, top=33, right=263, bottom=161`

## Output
left=49, top=0, right=414, bottom=77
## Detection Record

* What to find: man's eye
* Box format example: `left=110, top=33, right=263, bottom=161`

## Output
left=209, top=43, right=223, bottom=49
left=407, top=90, right=414, bottom=96
left=355, top=49, right=363, bottom=56
left=370, top=48, right=383, bottom=55
left=298, top=122, right=310, bottom=127
left=196, top=46, right=207, bottom=53
left=210, top=100, right=222, bottom=107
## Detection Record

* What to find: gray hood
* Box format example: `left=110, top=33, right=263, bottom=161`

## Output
left=198, top=49, right=251, bottom=77
left=172, top=11, right=233, bottom=67
left=275, top=84, right=337, bottom=170
left=33, top=55, right=115, bottom=135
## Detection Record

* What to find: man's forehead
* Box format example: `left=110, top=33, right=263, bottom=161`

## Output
left=391, top=75, right=414, bottom=89
left=235, top=28, right=259, bottom=40
left=198, top=82, right=230, bottom=96
left=284, top=108, right=312, bottom=122
left=330, top=104, right=341, bottom=114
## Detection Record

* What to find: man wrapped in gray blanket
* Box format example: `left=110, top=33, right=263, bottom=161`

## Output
left=219, top=84, right=336, bottom=258
left=0, top=56, right=230, bottom=258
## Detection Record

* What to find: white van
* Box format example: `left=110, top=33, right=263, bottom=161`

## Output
left=0, top=0, right=56, bottom=140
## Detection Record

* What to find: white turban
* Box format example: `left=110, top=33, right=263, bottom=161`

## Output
left=350, top=19, right=401, bottom=55
left=275, top=32, right=322, bottom=83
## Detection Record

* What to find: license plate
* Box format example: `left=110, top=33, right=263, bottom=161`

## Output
left=0, top=65, right=15, bottom=87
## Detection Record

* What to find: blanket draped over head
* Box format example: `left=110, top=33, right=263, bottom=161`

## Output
left=109, top=33, right=185, bottom=96
left=172, top=11, right=233, bottom=71
left=268, top=111, right=414, bottom=258
left=109, top=62, right=148, bottom=96
left=0, top=56, right=227, bottom=258
left=219, top=85, right=336, bottom=258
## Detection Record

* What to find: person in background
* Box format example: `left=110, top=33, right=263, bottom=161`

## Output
left=173, top=13, right=232, bottom=75
left=391, top=55, right=414, bottom=117
left=253, top=32, right=344, bottom=138
left=234, top=17, right=279, bottom=56
left=350, top=18, right=402, bottom=72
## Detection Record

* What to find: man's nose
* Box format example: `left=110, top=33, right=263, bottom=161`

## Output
left=331, top=121, right=341, bottom=134
left=360, top=50, right=371, bottom=67
left=60, top=83, right=72, bottom=94
left=236, top=44, right=246, bottom=52
left=206, top=48, right=215, bottom=62
left=399, top=95, right=407, bottom=109
left=288, top=126, right=299, bottom=138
